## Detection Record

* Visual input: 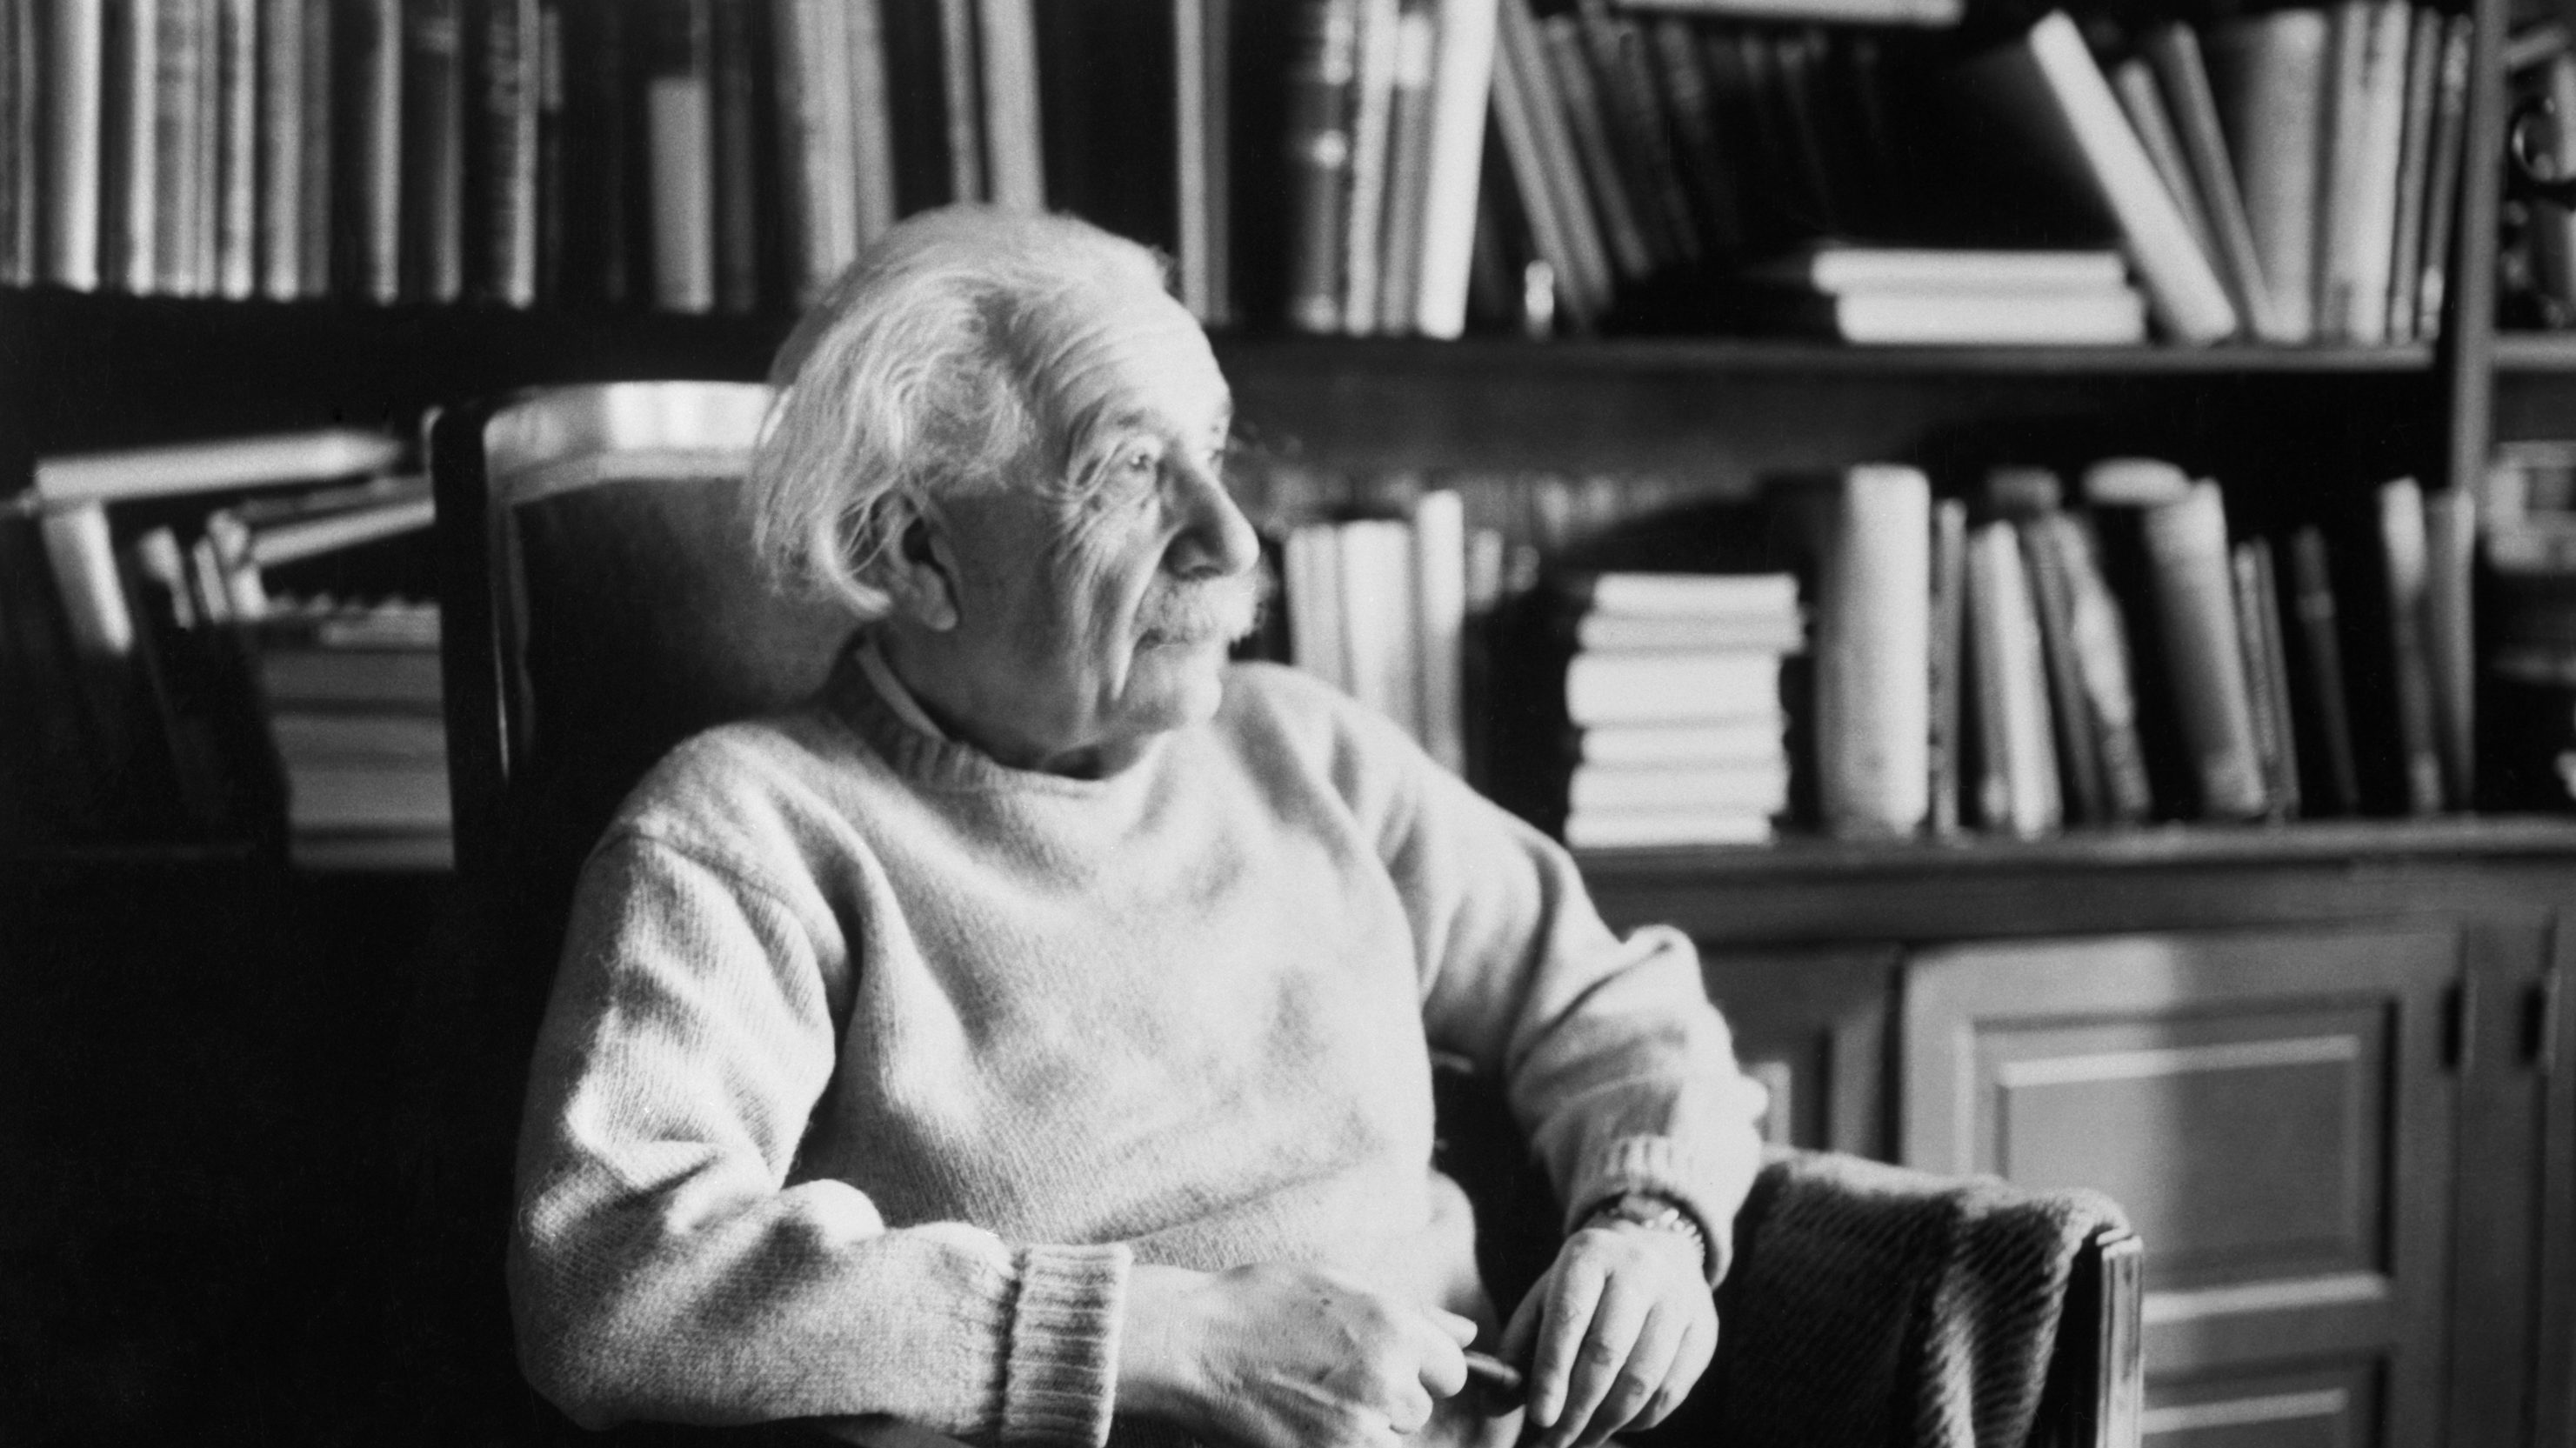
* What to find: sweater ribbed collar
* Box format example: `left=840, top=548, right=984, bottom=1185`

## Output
left=822, top=637, right=1171, bottom=799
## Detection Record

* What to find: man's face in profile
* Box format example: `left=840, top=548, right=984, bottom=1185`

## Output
left=924, top=286, right=1262, bottom=769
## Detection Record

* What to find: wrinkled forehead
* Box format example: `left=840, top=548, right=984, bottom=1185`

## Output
left=1037, top=286, right=1232, bottom=444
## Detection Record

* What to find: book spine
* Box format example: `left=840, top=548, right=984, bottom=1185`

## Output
left=845, top=0, right=896, bottom=248
left=2414, top=14, right=2469, bottom=339
left=150, top=0, right=199, bottom=295
left=643, top=0, right=714, bottom=312
left=2289, top=525, right=2363, bottom=814
left=2206, top=10, right=2325, bottom=342
left=705, top=0, right=762, bottom=312
left=1283, top=0, right=1357, bottom=333
left=352, top=0, right=402, bottom=303
left=2110, top=57, right=2221, bottom=276
left=1926, top=497, right=1967, bottom=837
left=117, top=0, right=158, bottom=293
left=2382, top=5, right=2439, bottom=343
left=1647, top=17, right=1744, bottom=268
left=1495, top=0, right=1607, bottom=322
left=2378, top=477, right=2445, bottom=813
left=1412, top=490, right=1468, bottom=773
left=938, top=0, right=983, bottom=203
left=2249, top=537, right=2303, bottom=818
left=2338, top=0, right=2410, bottom=344
left=292, top=0, right=330, bottom=297
left=1339, top=0, right=1400, bottom=334
left=2146, top=24, right=2280, bottom=342
left=1575, top=0, right=1696, bottom=269
left=1814, top=464, right=1930, bottom=838
left=2424, top=485, right=2475, bottom=805
left=1538, top=13, right=1652, bottom=283
left=257, top=0, right=302, bottom=297
left=0, top=0, right=28, bottom=286
left=1968, top=518, right=2060, bottom=836
left=2020, top=514, right=2106, bottom=825
left=470, top=0, right=540, bottom=306
left=1373, top=0, right=1438, bottom=334
left=2141, top=481, right=2266, bottom=818
left=216, top=0, right=257, bottom=297
left=2229, top=539, right=2292, bottom=817
left=1173, top=0, right=1231, bottom=324
left=1410, top=0, right=1496, bottom=338
left=45, top=0, right=107, bottom=288
left=403, top=0, right=466, bottom=303
left=2316, top=0, right=2372, bottom=338
left=976, top=0, right=1041, bottom=209
left=2052, top=514, right=2153, bottom=823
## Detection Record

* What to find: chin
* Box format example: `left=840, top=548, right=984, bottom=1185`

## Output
left=1130, top=640, right=1231, bottom=728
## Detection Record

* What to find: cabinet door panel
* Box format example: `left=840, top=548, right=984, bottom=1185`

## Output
left=2139, top=1362, right=2378, bottom=1448
left=1698, top=945, right=1897, bottom=1157
left=1900, top=924, right=2458, bottom=1448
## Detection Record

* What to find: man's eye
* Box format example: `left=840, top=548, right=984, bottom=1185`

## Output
left=1123, top=448, right=1158, bottom=475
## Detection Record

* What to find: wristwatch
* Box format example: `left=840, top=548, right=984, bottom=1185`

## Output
left=1583, top=1191, right=1712, bottom=1274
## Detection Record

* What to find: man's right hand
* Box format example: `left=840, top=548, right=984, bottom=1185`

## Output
left=1117, top=1262, right=1477, bottom=1448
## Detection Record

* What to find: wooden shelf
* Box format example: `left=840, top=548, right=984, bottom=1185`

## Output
left=2490, top=330, right=2576, bottom=371
left=1578, top=813, right=2576, bottom=884
left=1215, top=333, right=2439, bottom=378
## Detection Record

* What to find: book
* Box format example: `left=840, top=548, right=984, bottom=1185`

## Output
left=1411, top=0, right=1498, bottom=338
left=1951, top=12, right=2238, bottom=344
left=341, top=0, right=403, bottom=304
left=1371, top=0, right=1438, bottom=333
left=2228, top=539, right=2287, bottom=817
left=2018, top=506, right=2106, bottom=825
left=1341, top=0, right=1402, bottom=334
left=2287, top=526, right=2363, bottom=814
left=978, top=0, right=1043, bottom=209
left=2243, top=537, right=2303, bottom=817
left=257, top=0, right=306, bottom=297
left=2377, top=477, right=2445, bottom=813
left=268, top=710, right=448, bottom=761
left=2332, top=0, right=2412, bottom=344
left=217, top=0, right=257, bottom=298
left=1927, top=497, right=1967, bottom=836
left=2139, top=481, right=2266, bottom=819
left=1562, top=805, right=1773, bottom=849
left=2041, top=511, right=2153, bottom=823
left=1573, top=571, right=1801, bottom=619
left=1812, top=464, right=1929, bottom=838
left=1735, top=284, right=2149, bottom=345
left=1338, top=518, right=1423, bottom=737
left=1645, top=16, right=1744, bottom=268
left=558, top=0, right=636, bottom=305
left=2144, top=24, right=2281, bottom=343
left=401, top=0, right=467, bottom=303
left=1966, top=517, right=2059, bottom=836
left=938, top=0, right=985, bottom=204
left=2424, top=485, right=2475, bottom=806
left=1411, top=490, right=1468, bottom=773
left=1570, top=760, right=1790, bottom=814
left=1492, top=0, right=1608, bottom=324
left=1573, top=0, right=1697, bottom=269
left=1576, top=717, right=1785, bottom=767
left=2383, top=5, right=2440, bottom=344
left=34, top=430, right=402, bottom=507
left=1283, top=0, right=1358, bottom=333
left=1565, top=650, right=1783, bottom=725
left=242, top=491, right=435, bottom=569
left=644, top=0, right=715, bottom=313
left=45, top=0, right=107, bottom=289
left=2414, top=15, right=2470, bottom=338
left=1746, top=244, right=2129, bottom=294
left=1538, top=12, right=1653, bottom=284
left=279, top=758, right=451, bottom=831
left=1, top=1, right=37, bottom=284
left=256, top=641, right=444, bottom=711
left=1613, top=0, right=1959, bottom=26
left=1174, top=0, right=1232, bottom=324
left=2109, top=57, right=2221, bottom=281
left=1285, top=523, right=1349, bottom=694
left=772, top=0, right=856, bottom=306
left=1574, top=613, right=1805, bottom=654
left=472, top=0, right=543, bottom=307
left=2204, top=9, right=2327, bottom=343
left=706, top=0, right=766, bottom=313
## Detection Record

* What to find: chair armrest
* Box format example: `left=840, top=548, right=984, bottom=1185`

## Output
left=2031, top=1227, right=2143, bottom=1448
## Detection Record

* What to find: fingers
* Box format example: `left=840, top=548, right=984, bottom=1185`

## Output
left=1572, top=1299, right=1685, bottom=1447
left=1411, top=1313, right=1471, bottom=1402
left=1634, top=1313, right=1718, bottom=1431
left=1523, top=1250, right=1609, bottom=1432
left=1541, top=1271, right=1650, bottom=1448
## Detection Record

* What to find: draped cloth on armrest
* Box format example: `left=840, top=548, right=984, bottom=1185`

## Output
left=1710, top=1147, right=2131, bottom=1448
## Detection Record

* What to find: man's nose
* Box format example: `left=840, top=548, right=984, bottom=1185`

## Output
left=1168, top=461, right=1262, bottom=579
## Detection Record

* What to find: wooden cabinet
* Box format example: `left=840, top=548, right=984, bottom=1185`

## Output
left=1587, top=822, right=2575, bottom=1448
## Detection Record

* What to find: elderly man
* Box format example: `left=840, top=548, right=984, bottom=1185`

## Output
left=508, top=206, right=1767, bottom=1448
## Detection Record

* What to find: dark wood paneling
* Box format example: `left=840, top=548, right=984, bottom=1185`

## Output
left=2537, top=919, right=2576, bottom=1448
left=2446, top=918, right=2558, bottom=1448
left=1696, top=945, right=1897, bottom=1158
left=1899, top=925, right=2459, bottom=1447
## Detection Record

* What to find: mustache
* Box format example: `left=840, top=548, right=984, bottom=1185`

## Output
left=1139, top=571, right=1271, bottom=644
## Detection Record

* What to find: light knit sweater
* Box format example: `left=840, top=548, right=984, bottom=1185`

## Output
left=509, top=651, right=1767, bottom=1445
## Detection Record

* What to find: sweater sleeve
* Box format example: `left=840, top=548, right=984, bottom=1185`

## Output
left=1361, top=718, right=1768, bottom=1286
left=508, top=829, right=1127, bottom=1444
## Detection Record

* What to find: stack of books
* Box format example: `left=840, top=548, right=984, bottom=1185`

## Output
left=1736, top=244, right=2147, bottom=345
left=254, top=597, right=450, bottom=871
left=2, top=427, right=445, bottom=859
left=2479, top=441, right=2576, bottom=807
left=1278, top=490, right=1474, bottom=774
left=1556, top=571, right=1802, bottom=849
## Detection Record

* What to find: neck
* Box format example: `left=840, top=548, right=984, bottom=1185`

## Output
left=875, top=625, right=1151, bottom=779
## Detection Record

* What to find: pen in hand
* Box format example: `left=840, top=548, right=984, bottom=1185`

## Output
left=1461, top=1351, right=1525, bottom=1417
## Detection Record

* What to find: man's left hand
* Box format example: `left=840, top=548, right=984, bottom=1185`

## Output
left=1496, top=1219, right=1716, bottom=1448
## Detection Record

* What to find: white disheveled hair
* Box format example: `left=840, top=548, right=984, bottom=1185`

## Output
left=748, top=204, right=1177, bottom=620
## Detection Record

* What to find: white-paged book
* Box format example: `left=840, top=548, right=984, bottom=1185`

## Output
left=34, top=429, right=403, bottom=506
left=1564, top=806, right=1776, bottom=850
left=1579, top=571, right=1800, bottom=621
left=1565, top=650, right=1782, bottom=724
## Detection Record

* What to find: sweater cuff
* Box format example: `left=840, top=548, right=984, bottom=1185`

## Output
left=1566, top=1135, right=1741, bottom=1289
left=999, top=1243, right=1130, bottom=1448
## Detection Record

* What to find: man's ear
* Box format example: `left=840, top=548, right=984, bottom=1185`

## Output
left=874, top=498, right=962, bottom=632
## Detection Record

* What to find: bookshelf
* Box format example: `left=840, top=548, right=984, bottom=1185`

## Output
left=4, top=0, right=2574, bottom=1444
